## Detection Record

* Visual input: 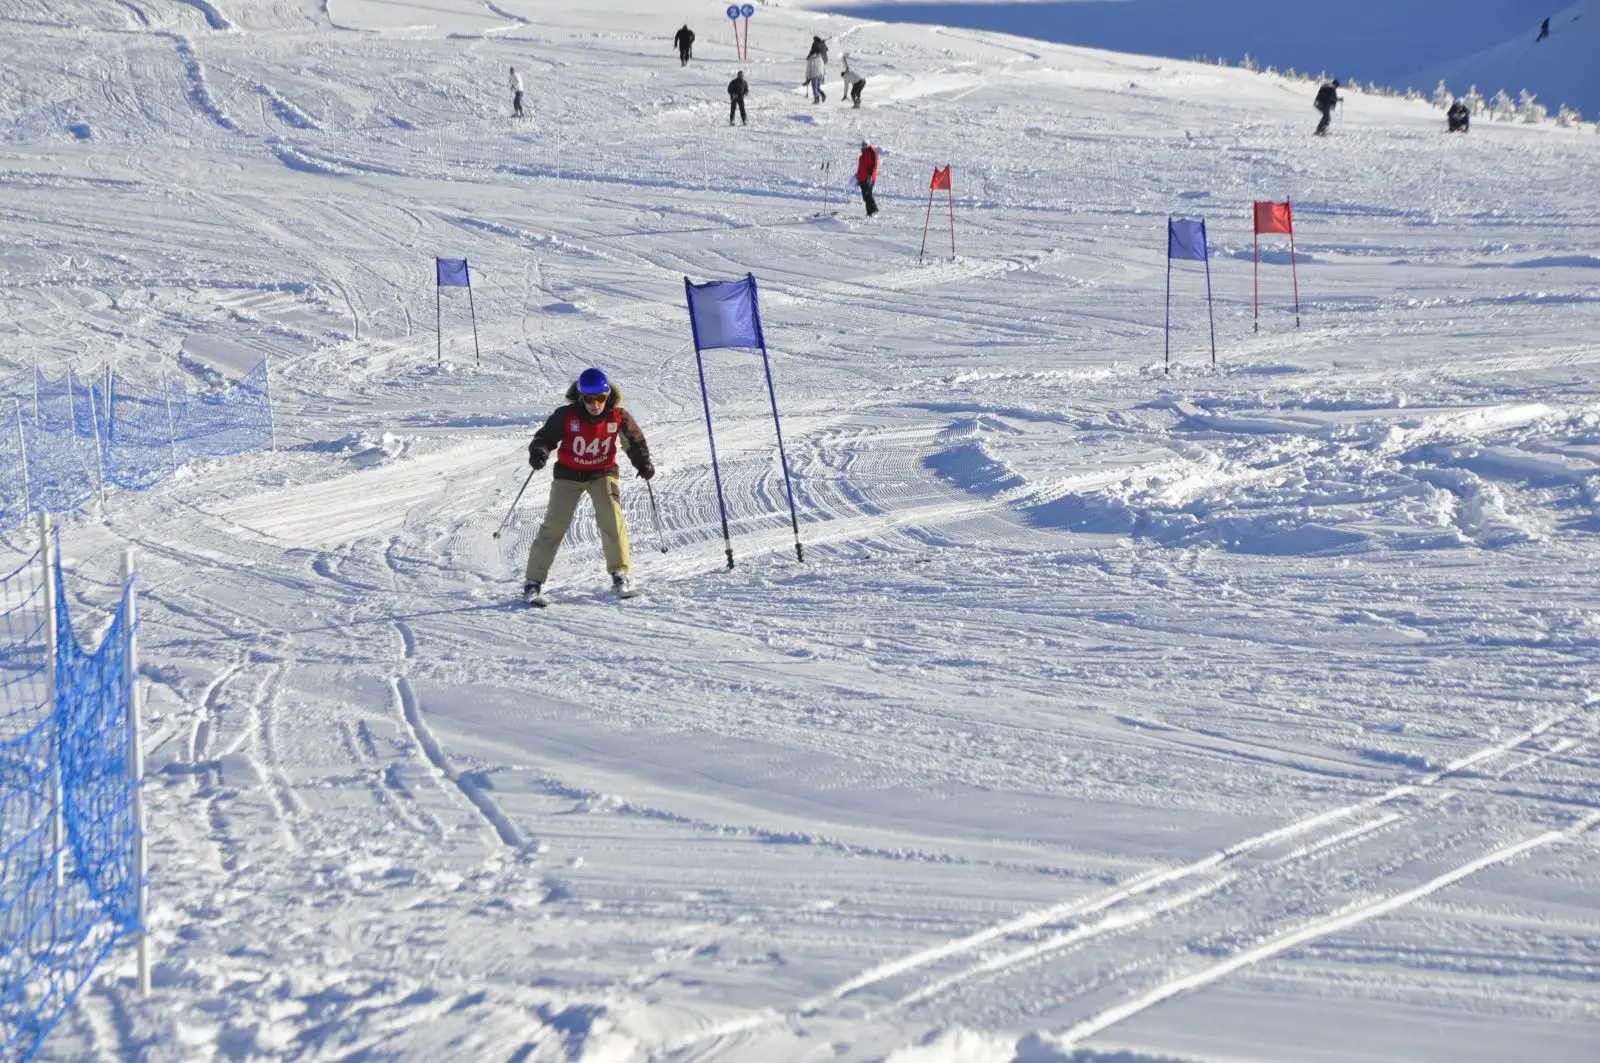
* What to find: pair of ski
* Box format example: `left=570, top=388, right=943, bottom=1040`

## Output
left=523, top=582, right=639, bottom=608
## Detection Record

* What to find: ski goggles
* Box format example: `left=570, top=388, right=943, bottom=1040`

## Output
left=579, top=391, right=609, bottom=404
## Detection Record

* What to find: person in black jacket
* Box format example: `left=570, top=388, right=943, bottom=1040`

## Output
left=674, top=24, right=695, bottom=66
left=1447, top=98, right=1470, bottom=132
left=1314, top=79, right=1341, bottom=136
left=728, top=70, right=748, bottom=125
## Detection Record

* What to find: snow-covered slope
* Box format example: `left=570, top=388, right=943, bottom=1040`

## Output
left=4, top=1, right=1599, bottom=1061
left=1408, top=0, right=1600, bottom=114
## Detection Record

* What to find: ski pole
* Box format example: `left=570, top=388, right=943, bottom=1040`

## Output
left=492, top=467, right=538, bottom=539
left=645, top=479, right=669, bottom=553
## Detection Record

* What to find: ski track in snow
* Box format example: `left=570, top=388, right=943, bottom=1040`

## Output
left=4, top=1, right=1600, bottom=1061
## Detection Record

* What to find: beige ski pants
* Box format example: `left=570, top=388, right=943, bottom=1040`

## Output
left=524, top=474, right=630, bottom=582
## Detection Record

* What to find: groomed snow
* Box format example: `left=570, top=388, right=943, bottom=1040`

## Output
left=3, top=1, right=1598, bottom=1060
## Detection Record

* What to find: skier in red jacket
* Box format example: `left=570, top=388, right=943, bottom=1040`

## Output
left=855, top=140, right=879, bottom=217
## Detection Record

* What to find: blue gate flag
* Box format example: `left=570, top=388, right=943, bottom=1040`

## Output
left=436, top=258, right=471, bottom=287
left=1165, top=216, right=1216, bottom=372
left=685, top=274, right=764, bottom=351
left=1168, top=219, right=1208, bottom=261
left=682, top=272, right=803, bottom=567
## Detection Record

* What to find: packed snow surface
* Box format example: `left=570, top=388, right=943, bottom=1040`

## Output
left=3, top=0, right=1598, bottom=1061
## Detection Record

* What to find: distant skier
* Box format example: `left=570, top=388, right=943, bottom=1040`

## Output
left=855, top=139, right=880, bottom=217
left=806, top=50, right=827, bottom=103
left=840, top=54, right=865, bottom=108
left=1536, top=17, right=1550, bottom=41
left=728, top=70, right=749, bottom=126
left=522, top=368, right=654, bottom=606
left=509, top=66, right=524, bottom=119
left=1447, top=98, right=1470, bottom=132
left=674, top=24, right=695, bottom=66
left=1314, top=78, right=1341, bottom=136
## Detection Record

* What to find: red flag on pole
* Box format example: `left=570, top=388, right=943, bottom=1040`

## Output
left=1252, top=199, right=1301, bottom=331
left=920, top=166, right=956, bottom=260
left=1253, top=200, right=1293, bottom=234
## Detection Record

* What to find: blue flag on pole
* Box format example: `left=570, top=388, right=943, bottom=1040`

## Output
left=436, top=258, right=471, bottom=287
left=1167, top=219, right=1208, bottom=261
left=684, top=274, right=764, bottom=350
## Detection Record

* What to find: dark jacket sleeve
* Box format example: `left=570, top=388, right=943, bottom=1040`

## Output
left=529, top=407, right=568, bottom=461
left=618, top=409, right=651, bottom=472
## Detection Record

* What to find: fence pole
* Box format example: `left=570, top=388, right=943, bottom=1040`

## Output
left=121, top=547, right=150, bottom=996
left=262, top=355, right=278, bottom=451
left=16, top=399, right=30, bottom=514
left=162, top=374, right=180, bottom=476
left=40, top=512, right=63, bottom=890
left=84, top=373, right=108, bottom=505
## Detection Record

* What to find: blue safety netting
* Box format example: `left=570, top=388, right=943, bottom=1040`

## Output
left=171, top=358, right=274, bottom=461
left=21, top=374, right=100, bottom=518
left=0, top=540, right=141, bottom=1061
left=0, top=359, right=274, bottom=532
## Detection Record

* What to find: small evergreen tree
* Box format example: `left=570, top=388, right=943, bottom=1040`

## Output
left=1489, top=89, right=1513, bottom=119
left=1432, top=80, right=1452, bottom=109
left=1556, top=104, right=1581, bottom=128
left=1464, top=86, right=1484, bottom=114
left=1518, top=89, right=1546, bottom=123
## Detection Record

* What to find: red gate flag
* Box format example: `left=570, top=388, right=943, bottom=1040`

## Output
left=920, top=165, right=956, bottom=260
left=1252, top=199, right=1301, bottom=331
left=1254, top=200, right=1293, bottom=234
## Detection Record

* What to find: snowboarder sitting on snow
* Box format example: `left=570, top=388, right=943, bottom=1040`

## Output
left=674, top=24, right=695, bottom=66
left=1447, top=98, right=1470, bottom=133
left=840, top=54, right=865, bottom=108
left=1314, top=79, right=1341, bottom=136
left=523, top=368, right=653, bottom=604
left=728, top=70, right=749, bottom=125
left=805, top=49, right=827, bottom=103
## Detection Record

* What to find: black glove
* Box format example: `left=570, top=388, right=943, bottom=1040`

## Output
left=528, top=445, right=547, bottom=470
left=638, top=461, right=655, bottom=481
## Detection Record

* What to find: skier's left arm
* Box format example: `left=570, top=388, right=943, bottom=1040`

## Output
left=618, top=410, right=654, bottom=479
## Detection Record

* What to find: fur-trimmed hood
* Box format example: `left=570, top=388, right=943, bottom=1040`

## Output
left=564, top=380, right=623, bottom=418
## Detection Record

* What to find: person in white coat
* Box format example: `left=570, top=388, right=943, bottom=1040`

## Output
left=840, top=54, right=865, bottom=109
left=509, top=66, right=525, bottom=118
left=805, top=51, right=827, bottom=104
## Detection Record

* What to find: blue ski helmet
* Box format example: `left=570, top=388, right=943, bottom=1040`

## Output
left=577, top=367, right=610, bottom=395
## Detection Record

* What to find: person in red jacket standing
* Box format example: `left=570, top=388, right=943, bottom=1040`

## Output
left=522, top=368, right=654, bottom=605
left=855, top=140, right=880, bottom=217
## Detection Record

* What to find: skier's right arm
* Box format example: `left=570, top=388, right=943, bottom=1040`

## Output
left=528, top=409, right=566, bottom=468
